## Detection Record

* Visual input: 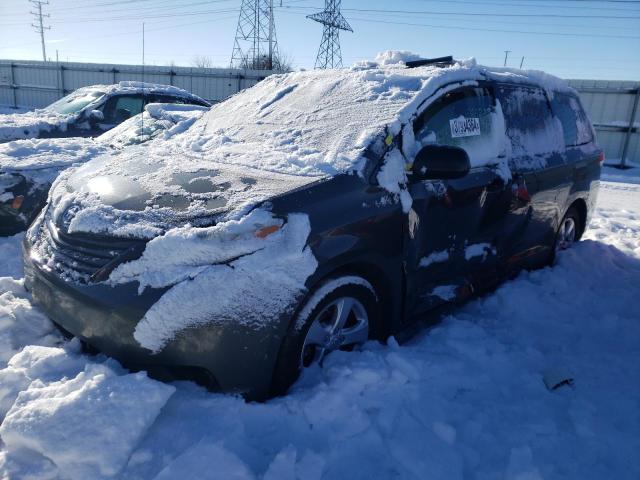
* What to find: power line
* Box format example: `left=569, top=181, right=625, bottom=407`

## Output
left=343, top=15, right=640, bottom=39
left=29, top=0, right=51, bottom=62
left=339, top=7, right=640, bottom=20
left=308, top=0, right=353, bottom=69
left=231, top=0, right=281, bottom=70
left=408, top=0, right=640, bottom=11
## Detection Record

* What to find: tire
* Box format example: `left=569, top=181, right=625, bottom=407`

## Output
left=271, top=276, right=381, bottom=396
left=551, top=206, right=582, bottom=263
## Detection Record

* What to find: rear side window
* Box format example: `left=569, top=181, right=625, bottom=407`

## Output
left=414, top=86, right=504, bottom=166
left=496, top=84, right=564, bottom=161
left=150, top=94, right=186, bottom=105
left=551, top=92, right=593, bottom=146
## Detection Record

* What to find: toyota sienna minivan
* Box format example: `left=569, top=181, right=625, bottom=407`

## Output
left=23, top=56, right=602, bottom=399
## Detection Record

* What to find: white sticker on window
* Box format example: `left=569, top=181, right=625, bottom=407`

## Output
left=449, top=117, right=481, bottom=138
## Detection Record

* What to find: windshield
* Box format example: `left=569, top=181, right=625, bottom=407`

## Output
left=190, top=68, right=427, bottom=177
left=98, top=112, right=167, bottom=147
left=45, top=89, right=106, bottom=115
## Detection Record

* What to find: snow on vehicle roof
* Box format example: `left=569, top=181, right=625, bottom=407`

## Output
left=172, top=56, right=573, bottom=178
left=97, top=103, right=209, bottom=149
left=70, top=81, right=208, bottom=103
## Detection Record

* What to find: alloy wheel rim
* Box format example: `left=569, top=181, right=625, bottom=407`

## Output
left=557, top=217, right=577, bottom=251
left=300, top=296, right=369, bottom=368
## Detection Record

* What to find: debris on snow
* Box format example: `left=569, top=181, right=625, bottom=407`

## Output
left=542, top=367, right=575, bottom=391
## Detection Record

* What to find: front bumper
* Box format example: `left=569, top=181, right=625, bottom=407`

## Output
left=23, top=238, right=289, bottom=400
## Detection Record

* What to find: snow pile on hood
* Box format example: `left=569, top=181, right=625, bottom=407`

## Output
left=129, top=211, right=317, bottom=352
left=97, top=103, right=208, bottom=148
left=0, top=109, right=77, bottom=143
left=0, top=137, right=106, bottom=172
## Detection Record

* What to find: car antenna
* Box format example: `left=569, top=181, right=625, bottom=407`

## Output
left=140, top=22, right=145, bottom=144
left=405, top=56, right=454, bottom=68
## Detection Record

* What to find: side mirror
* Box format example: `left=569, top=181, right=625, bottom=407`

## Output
left=411, top=144, right=470, bottom=180
left=87, top=109, right=104, bottom=123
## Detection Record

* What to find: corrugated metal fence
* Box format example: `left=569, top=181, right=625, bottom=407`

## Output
left=0, top=59, right=277, bottom=108
left=0, top=60, right=637, bottom=165
left=567, top=79, right=639, bottom=166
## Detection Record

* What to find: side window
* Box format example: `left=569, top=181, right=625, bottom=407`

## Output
left=551, top=92, right=593, bottom=146
left=151, top=94, right=186, bottom=105
left=414, top=87, right=503, bottom=165
left=101, top=95, right=145, bottom=124
left=496, top=84, right=564, bottom=161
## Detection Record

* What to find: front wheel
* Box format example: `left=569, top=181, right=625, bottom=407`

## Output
left=271, top=276, right=381, bottom=395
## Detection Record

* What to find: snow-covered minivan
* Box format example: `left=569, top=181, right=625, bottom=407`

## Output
left=0, top=81, right=210, bottom=143
left=23, top=55, right=602, bottom=399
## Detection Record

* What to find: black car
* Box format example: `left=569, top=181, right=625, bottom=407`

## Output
left=0, top=81, right=210, bottom=143
left=23, top=58, right=602, bottom=400
left=0, top=103, right=209, bottom=236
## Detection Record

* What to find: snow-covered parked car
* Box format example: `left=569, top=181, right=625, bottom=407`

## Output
left=0, top=81, right=210, bottom=144
left=23, top=55, right=602, bottom=399
left=0, top=103, right=208, bottom=235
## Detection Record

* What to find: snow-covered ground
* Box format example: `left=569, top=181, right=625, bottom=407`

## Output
left=0, top=177, right=639, bottom=479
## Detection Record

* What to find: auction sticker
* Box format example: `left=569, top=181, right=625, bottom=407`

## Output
left=449, top=117, right=481, bottom=138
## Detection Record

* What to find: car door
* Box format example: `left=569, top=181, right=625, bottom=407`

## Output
left=495, top=84, right=568, bottom=263
left=404, top=85, right=519, bottom=317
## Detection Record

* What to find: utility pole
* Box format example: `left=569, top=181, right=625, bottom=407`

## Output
left=268, top=0, right=273, bottom=70
left=231, top=0, right=281, bottom=70
left=503, top=50, right=511, bottom=67
left=307, top=0, right=353, bottom=69
left=30, top=0, right=51, bottom=62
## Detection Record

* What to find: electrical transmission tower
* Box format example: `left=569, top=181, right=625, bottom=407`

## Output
left=29, top=0, right=51, bottom=62
left=307, top=0, right=352, bottom=69
left=231, top=0, right=281, bottom=70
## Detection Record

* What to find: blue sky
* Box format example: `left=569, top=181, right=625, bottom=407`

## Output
left=1, top=0, right=639, bottom=80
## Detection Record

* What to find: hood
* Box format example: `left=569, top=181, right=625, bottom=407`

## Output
left=0, top=110, right=75, bottom=143
left=48, top=146, right=321, bottom=239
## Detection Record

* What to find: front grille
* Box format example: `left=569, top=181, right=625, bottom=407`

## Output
left=44, top=220, right=146, bottom=279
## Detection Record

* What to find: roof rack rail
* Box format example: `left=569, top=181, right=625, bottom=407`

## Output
left=405, top=56, right=454, bottom=68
